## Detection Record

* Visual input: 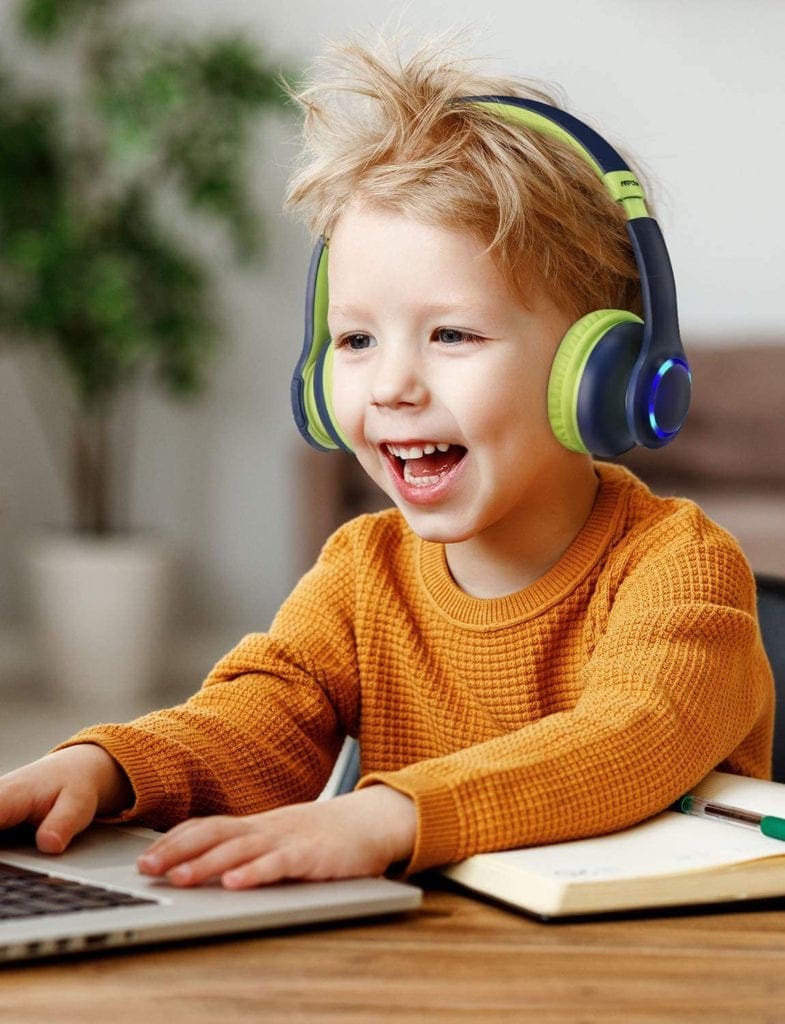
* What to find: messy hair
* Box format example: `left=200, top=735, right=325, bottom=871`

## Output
left=284, top=37, right=646, bottom=319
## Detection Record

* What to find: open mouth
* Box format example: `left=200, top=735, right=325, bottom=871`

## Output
left=384, top=442, right=468, bottom=488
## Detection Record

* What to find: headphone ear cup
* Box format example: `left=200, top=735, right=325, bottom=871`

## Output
left=548, top=309, right=644, bottom=457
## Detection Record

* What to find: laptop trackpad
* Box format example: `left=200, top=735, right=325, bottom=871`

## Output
left=1, top=824, right=153, bottom=870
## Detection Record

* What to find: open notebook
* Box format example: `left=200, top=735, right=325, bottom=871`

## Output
left=440, top=771, right=785, bottom=919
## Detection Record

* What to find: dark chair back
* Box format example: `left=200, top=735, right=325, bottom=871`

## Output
left=756, top=575, right=785, bottom=782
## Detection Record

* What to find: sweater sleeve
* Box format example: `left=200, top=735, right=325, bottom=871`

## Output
left=359, top=533, right=774, bottom=874
left=55, top=524, right=361, bottom=831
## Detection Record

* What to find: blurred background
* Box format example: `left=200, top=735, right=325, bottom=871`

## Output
left=1, top=0, right=783, bottom=765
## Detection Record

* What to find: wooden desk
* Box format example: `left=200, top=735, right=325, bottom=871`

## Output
left=4, top=881, right=785, bottom=1024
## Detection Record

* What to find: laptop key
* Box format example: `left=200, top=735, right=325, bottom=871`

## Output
left=0, top=861, right=155, bottom=920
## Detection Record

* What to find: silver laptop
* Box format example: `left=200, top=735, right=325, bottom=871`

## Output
left=0, top=821, right=422, bottom=963
left=0, top=739, right=417, bottom=964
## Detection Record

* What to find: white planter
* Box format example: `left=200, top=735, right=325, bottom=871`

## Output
left=25, top=533, right=172, bottom=712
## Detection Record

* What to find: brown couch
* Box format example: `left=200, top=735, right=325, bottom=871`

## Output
left=618, top=344, right=785, bottom=577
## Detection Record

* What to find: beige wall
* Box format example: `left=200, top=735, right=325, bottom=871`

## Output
left=2, top=0, right=783, bottom=688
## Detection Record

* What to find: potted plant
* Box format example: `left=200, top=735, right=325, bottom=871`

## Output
left=0, top=0, right=292, bottom=707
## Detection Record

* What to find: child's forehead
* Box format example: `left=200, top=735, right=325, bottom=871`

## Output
left=328, top=295, right=500, bottom=323
left=329, top=203, right=498, bottom=280
left=330, top=198, right=462, bottom=238
left=328, top=206, right=535, bottom=318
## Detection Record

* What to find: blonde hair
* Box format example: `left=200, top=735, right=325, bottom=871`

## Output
left=284, top=37, right=646, bottom=319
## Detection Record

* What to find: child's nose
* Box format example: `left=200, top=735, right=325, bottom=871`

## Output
left=370, top=345, right=428, bottom=408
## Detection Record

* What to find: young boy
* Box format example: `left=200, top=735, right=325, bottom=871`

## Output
left=0, top=40, right=774, bottom=889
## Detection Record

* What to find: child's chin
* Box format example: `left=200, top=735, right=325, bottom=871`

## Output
left=393, top=503, right=475, bottom=545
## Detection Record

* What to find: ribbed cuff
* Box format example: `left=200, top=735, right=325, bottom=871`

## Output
left=358, top=769, right=463, bottom=875
left=53, top=727, right=169, bottom=824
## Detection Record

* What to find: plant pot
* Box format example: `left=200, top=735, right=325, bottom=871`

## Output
left=25, top=533, right=172, bottom=714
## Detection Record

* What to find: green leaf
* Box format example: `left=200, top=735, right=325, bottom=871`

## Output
left=17, top=0, right=114, bottom=42
left=16, top=0, right=62, bottom=40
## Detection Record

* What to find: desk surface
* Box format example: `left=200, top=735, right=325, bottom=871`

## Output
left=4, top=881, right=785, bottom=1024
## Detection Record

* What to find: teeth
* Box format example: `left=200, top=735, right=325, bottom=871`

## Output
left=385, top=442, right=453, bottom=460
left=403, top=464, right=442, bottom=487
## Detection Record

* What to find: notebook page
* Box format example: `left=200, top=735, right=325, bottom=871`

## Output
left=465, top=772, right=785, bottom=884
left=692, top=770, right=785, bottom=815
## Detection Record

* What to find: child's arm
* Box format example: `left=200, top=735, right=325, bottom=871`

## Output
left=136, top=785, right=416, bottom=887
left=54, top=631, right=351, bottom=831
left=0, top=745, right=134, bottom=852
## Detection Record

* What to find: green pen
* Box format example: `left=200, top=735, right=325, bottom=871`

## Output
left=674, top=795, right=785, bottom=841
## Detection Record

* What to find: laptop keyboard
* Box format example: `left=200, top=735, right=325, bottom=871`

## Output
left=0, top=861, right=156, bottom=920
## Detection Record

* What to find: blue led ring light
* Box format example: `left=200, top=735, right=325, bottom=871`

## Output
left=648, top=357, right=692, bottom=440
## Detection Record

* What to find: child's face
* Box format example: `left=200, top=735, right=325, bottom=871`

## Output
left=328, top=201, right=581, bottom=547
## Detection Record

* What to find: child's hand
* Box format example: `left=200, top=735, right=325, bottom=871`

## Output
left=136, top=785, right=417, bottom=889
left=0, top=745, right=133, bottom=854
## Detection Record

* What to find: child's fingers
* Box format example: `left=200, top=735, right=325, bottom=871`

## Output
left=138, top=812, right=333, bottom=889
left=220, top=839, right=359, bottom=889
left=36, top=787, right=97, bottom=854
left=137, top=816, right=255, bottom=877
left=0, top=774, right=37, bottom=832
left=222, top=848, right=293, bottom=889
left=0, top=771, right=86, bottom=853
left=165, top=834, right=273, bottom=887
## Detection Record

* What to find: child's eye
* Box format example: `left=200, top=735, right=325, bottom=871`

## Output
left=337, top=333, right=377, bottom=351
left=434, top=328, right=483, bottom=345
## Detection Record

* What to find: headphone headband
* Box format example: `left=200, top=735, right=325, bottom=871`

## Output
left=458, top=96, right=649, bottom=218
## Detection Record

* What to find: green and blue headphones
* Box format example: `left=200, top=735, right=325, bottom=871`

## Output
left=291, top=96, right=691, bottom=458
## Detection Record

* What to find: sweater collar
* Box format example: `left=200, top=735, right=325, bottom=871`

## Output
left=416, top=462, right=633, bottom=627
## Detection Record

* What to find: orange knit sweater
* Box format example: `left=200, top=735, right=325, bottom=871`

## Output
left=64, top=463, right=774, bottom=874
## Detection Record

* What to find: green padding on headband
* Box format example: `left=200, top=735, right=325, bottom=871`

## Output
left=603, top=170, right=649, bottom=218
left=472, top=101, right=604, bottom=178
left=301, top=361, right=336, bottom=449
left=472, top=101, right=649, bottom=218
left=302, top=244, right=337, bottom=449
left=603, top=170, right=643, bottom=202
left=301, top=243, right=352, bottom=450
left=320, top=343, right=352, bottom=450
left=548, top=309, right=643, bottom=453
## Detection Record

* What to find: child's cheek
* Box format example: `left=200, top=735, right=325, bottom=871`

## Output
left=330, top=373, right=364, bottom=447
